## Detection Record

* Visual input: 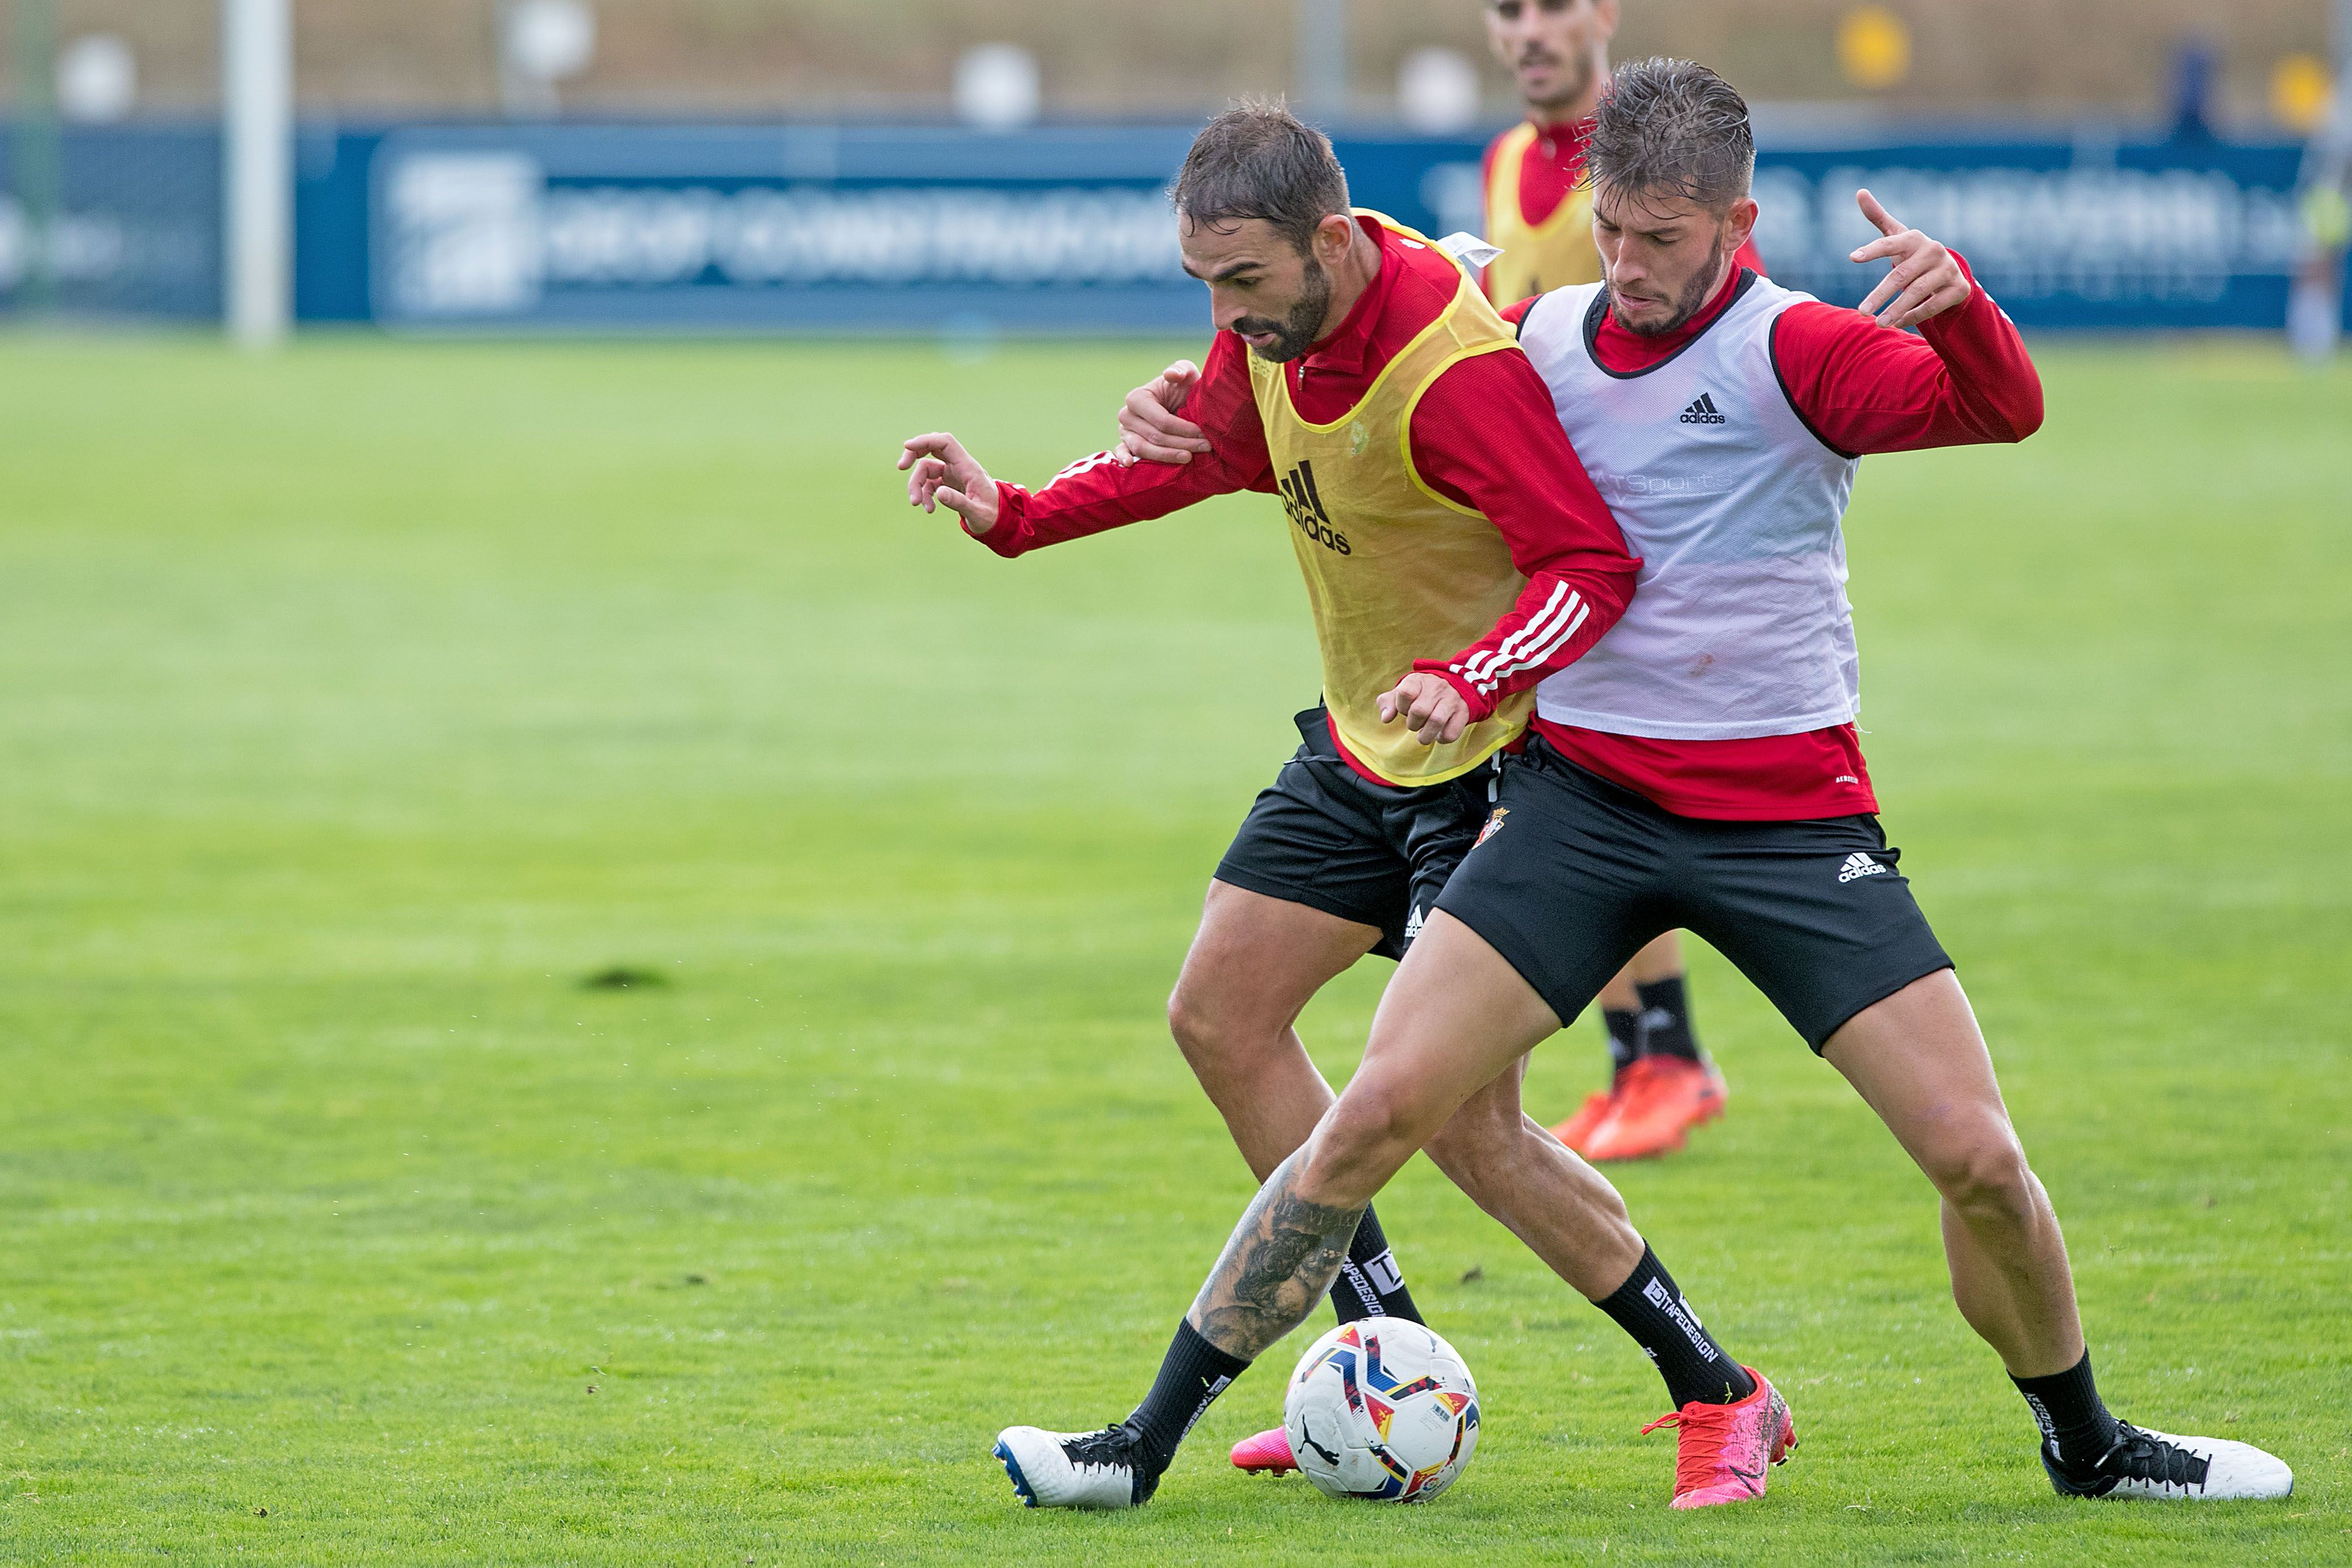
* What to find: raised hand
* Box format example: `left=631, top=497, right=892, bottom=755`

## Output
left=1850, top=188, right=1973, bottom=331
left=898, top=431, right=1001, bottom=536
left=1377, top=671, right=1472, bottom=747
left=1114, top=359, right=1212, bottom=467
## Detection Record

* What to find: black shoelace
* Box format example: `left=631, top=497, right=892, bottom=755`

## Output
left=1060, top=1424, right=1159, bottom=1503
left=2098, top=1425, right=2210, bottom=1489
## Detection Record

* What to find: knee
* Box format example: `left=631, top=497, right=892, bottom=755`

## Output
left=1307, top=1079, right=1440, bottom=1193
left=1166, top=985, right=1245, bottom=1073
left=1927, top=1128, right=2040, bottom=1226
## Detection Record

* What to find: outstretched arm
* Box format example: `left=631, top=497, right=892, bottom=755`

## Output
left=1770, top=189, right=2045, bottom=456
left=915, top=332, right=1273, bottom=559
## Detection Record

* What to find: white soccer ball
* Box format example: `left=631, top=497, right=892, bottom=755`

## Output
left=1281, top=1318, right=1480, bottom=1502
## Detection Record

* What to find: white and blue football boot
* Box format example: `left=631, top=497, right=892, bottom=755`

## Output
left=2045, top=1423, right=2293, bottom=1500
left=993, top=1423, right=1156, bottom=1509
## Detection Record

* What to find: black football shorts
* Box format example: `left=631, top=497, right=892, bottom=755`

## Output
left=1436, top=734, right=1953, bottom=1051
left=1216, top=707, right=1504, bottom=961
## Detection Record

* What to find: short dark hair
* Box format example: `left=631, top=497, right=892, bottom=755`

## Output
left=1170, top=99, right=1351, bottom=255
left=1587, top=58, right=1755, bottom=212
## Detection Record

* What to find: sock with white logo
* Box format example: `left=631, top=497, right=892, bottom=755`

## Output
left=1328, top=1203, right=1424, bottom=1324
left=1634, top=974, right=1701, bottom=1065
left=1603, top=1007, right=1643, bottom=1075
left=1595, top=1246, right=1756, bottom=1408
left=2012, top=1350, right=2121, bottom=1472
left=1123, top=1319, right=1251, bottom=1475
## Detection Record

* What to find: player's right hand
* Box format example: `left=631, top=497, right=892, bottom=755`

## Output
left=1378, top=672, right=1473, bottom=747
left=899, top=432, right=1001, bottom=536
left=1114, top=360, right=1212, bottom=467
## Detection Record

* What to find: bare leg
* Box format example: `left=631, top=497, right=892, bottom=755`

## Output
left=1823, top=969, right=2084, bottom=1377
left=1166, top=880, right=1376, bottom=1180
left=1189, top=912, right=1612, bottom=1357
left=1596, top=930, right=1688, bottom=1012
left=1425, top=1057, right=1645, bottom=1298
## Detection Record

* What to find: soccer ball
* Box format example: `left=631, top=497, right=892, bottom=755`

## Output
left=1281, top=1318, right=1480, bottom=1502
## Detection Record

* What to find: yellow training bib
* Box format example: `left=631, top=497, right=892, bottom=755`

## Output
left=1481, top=122, right=1602, bottom=306
left=1248, top=211, right=1534, bottom=788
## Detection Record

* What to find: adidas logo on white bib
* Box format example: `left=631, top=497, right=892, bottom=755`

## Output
left=1838, top=852, right=1887, bottom=884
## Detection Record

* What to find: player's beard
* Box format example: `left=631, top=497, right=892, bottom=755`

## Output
left=1610, top=236, right=1733, bottom=338
left=1236, top=257, right=1333, bottom=363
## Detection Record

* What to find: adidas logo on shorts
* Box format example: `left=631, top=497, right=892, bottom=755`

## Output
left=1838, top=852, right=1888, bottom=884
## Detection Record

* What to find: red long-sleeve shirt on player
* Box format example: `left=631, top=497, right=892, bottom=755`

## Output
left=977, top=216, right=1638, bottom=783
left=1498, top=251, right=2043, bottom=819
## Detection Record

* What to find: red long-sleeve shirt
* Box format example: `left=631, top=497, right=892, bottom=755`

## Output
left=978, top=216, right=1639, bottom=783
left=1499, top=252, right=2043, bottom=818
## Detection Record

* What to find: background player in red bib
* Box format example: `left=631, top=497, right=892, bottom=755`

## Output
left=1485, top=0, right=1767, bottom=1164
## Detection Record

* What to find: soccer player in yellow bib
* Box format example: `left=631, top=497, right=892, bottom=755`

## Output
left=908, top=107, right=1792, bottom=1497
left=1481, top=0, right=1763, bottom=1163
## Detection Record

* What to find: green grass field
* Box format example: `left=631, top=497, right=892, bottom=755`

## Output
left=0, top=332, right=2346, bottom=1565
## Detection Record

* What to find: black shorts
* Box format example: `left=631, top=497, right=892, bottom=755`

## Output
left=1216, top=707, right=1504, bottom=961
left=1436, top=735, right=1953, bottom=1051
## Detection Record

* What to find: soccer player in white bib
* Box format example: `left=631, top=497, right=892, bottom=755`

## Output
left=1055, top=58, right=2294, bottom=1509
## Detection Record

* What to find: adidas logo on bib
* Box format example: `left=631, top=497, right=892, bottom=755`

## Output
left=1838, top=851, right=1887, bottom=884
left=1679, top=392, right=1726, bottom=425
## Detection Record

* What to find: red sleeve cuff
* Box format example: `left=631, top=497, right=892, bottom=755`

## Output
left=969, top=482, right=1028, bottom=555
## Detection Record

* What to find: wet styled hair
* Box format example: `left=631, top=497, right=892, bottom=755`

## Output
left=1170, top=99, right=1351, bottom=255
left=1587, top=57, right=1755, bottom=212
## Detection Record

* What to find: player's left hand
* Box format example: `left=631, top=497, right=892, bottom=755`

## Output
left=1849, top=189, right=1972, bottom=331
left=1378, top=672, right=1472, bottom=747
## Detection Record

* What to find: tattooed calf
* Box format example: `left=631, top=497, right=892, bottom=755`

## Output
left=1187, top=1151, right=1365, bottom=1361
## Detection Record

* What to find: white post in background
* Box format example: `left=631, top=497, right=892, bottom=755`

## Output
left=1295, top=0, right=1348, bottom=122
left=223, top=0, right=292, bottom=349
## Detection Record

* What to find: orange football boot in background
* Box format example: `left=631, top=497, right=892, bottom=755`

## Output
left=1581, top=1054, right=1727, bottom=1162
left=1549, top=1067, right=1631, bottom=1153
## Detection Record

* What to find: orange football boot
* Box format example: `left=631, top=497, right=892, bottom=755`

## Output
left=1641, top=1366, right=1797, bottom=1508
left=1580, top=1054, right=1727, bottom=1162
left=1229, top=1426, right=1297, bottom=1474
left=1549, top=1068, right=1628, bottom=1154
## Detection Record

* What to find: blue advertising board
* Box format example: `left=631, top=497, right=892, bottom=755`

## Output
left=0, top=125, right=220, bottom=318
left=1, top=117, right=2336, bottom=334
left=331, top=122, right=2330, bottom=334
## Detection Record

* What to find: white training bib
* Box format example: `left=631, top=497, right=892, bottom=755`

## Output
left=1517, top=273, right=1863, bottom=740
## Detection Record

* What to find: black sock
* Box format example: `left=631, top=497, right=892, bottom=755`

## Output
left=2013, top=1351, right=2121, bottom=1470
left=1123, top=1319, right=1250, bottom=1475
left=1328, top=1203, right=1424, bottom=1325
left=1594, top=1246, right=1756, bottom=1408
left=1634, top=975, right=1701, bottom=1063
left=1603, top=1008, right=1642, bottom=1074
